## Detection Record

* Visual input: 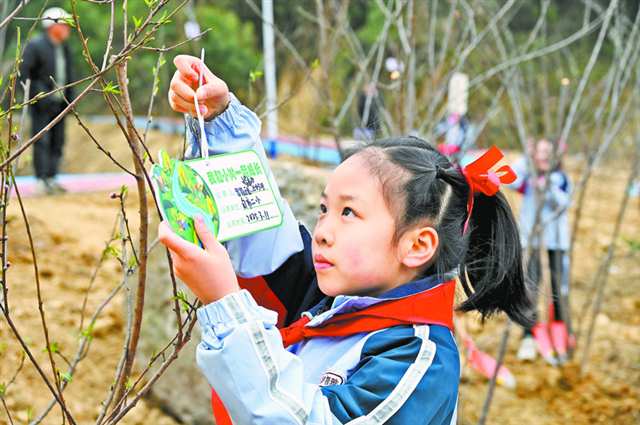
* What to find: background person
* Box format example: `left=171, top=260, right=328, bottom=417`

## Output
left=19, top=7, right=75, bottom=195
left=509, top=138, right=572, bottom=364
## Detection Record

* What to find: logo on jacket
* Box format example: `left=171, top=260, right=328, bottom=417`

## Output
left=319, top=371, right=345, bottom=387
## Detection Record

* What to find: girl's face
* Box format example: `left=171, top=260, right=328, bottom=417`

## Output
left=534, top=139, right=553, bottom=172
left=312, top=154, right=415, bottom=297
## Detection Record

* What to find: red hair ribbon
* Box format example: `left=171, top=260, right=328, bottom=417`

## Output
left=461, top=146, right=517, bottom=234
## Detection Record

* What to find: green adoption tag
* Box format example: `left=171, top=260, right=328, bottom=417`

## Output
left=151, top=149, right=283, bottom=243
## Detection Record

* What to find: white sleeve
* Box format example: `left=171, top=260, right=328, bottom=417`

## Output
left=196, top=290, right=341, bottom=425
left=184, top=94, right=303, bottom=277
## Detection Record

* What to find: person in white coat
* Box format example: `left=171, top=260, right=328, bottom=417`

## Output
left=509, top=139, right=572, bottom=363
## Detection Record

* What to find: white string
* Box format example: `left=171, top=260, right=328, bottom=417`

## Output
left=193, top=48, right=208, bottom=159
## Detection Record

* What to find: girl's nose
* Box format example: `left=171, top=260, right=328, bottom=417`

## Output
left=313, top=219, right=334, bottom=246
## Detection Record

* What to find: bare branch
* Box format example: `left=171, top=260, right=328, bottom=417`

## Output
left=0, top=0, right=30, bottom=31
left=477, top=321, right=511, bottom=425
left=141, top=28, right=212, bottom=52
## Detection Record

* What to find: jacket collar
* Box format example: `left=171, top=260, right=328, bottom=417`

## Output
left=305, top=273, right=456, bottom=327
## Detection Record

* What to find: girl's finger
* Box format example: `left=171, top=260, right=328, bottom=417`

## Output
left=173, top=55, right=199, bottom=82
left=170, top=73, right=197, bottom=102
left=158, top=221, right=197, bottom=258
left=195, top=81, right=228, bottom=104
left=193, top=215, right=218, bottom=252
left=168, top=92, right=201, bottom=116
left=190, top=60, right=216, bottom=85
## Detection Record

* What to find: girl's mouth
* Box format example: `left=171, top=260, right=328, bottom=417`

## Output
left=314, top=262, right=333, bottom=270
left=313, top=254, right=334, bottom=270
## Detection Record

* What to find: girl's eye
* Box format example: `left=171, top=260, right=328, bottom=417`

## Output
left=342, top=207, right=355, bottom=217
left=319, top=203, right=327, bottom=214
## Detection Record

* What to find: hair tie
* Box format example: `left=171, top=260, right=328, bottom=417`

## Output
left=460, top=146, right=517, bottom=234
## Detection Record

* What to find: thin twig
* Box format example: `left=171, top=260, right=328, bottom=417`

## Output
left=103, top=310, right=200, bottom=425
left=478, top=321, right=511, bottom=425
left=0, top=0, right=29, bottom=31
left=51, top=77, right=137, bottom=177
left=115, top=189, right=140, bottom=267
left=12, top=175, right=74, bottom=424
left=141, top=28, right=212, bottom=52
left=0, top=182, right=76, bottom=424
left=143, top=49, right=165, bottom=144
left=78, top=215, right=120, bottom=334
left=1, top=397, right=14, bottom=425
left=31, top=279, right=128, bottom=425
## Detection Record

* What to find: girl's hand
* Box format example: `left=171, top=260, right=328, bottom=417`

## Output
left=158, top=216, right=239, bottom=304
left=168, top=55, right=230, bottom=120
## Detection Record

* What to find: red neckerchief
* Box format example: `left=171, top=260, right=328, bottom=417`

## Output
left=280, top=279, right=456, bottom=347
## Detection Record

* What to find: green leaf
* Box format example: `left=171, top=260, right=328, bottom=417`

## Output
left=80, top=324, right=94, bottom=341
left=249, top=70, right=263, bottom=83
left=44, top=341, right=60, bottom=354
left=103, top=245, right=121, bottom=259
left=310, top=58, right=320, bottom=70
left=625, top=238, right=640, bottom=253
left=125, top=377, right=134, bottom=390
left=102, top=81, right=121, bottom=96
left=120, top=185, right=128, bottom=197
left=0, top=383, right=5, bottom=397
left=144, top=0, right=158, bottom=7
left=133, top=16, right=142, bottom=30
left=127, top=256, right=138, bottom=270
left=173, top=290, right=191, bottom=312
left=158, top=11, right=172, bottom=25
left=59, top=371, right=72, bottom=383
left=62, top=17, right=76, bottom=28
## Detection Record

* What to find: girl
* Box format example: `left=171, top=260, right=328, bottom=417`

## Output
left=161, top=55, right=532, bottom=425
left=509, top=139, right=573, bottom=364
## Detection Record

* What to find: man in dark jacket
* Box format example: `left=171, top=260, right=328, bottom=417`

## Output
left=19, top=7, right=74, bottom=194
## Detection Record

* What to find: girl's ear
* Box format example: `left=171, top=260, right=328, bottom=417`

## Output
left=399, top=226, right=439, bottom=269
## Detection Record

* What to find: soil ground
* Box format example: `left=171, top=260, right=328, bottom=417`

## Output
left=1, top=122, right=638, bottom=424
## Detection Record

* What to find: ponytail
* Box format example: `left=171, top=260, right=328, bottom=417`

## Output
left=457, top=191, right=533, bottom=328
left=435, top=165, right=533, bottom=328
